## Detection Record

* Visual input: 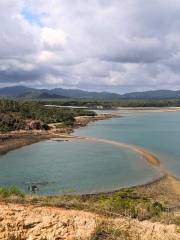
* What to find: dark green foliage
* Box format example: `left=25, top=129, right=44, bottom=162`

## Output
left=0, top=99, right=95, bottom=132
left=41, top=98, right=180, bottom=108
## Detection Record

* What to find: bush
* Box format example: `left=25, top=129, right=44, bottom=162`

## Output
left=94, top=191, right=164, bottom=220
left=150, top=202, right=164, bottom=217
left=0, top=186, right=24, bottom=198
left=0, top=113, right=25, bottom=132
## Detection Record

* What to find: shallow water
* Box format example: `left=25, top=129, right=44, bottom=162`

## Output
left=1, top=110, right=179, bottom=195
left=76, top=111, right=180, bottom=178
left=0, top=138, right=158, bottom=195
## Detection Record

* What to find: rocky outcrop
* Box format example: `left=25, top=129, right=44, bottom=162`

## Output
left=0, top=203, right=179, bottom=240
left=0, top=203, right=97, bottom=240
left=26, top=120, right=49, bottom=131
left=75, top=114, right=112, bottom=128
left=112, top=217, right=180, bottom=240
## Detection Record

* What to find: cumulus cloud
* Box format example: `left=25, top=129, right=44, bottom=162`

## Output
left=0, top=0, right=180, bottom=92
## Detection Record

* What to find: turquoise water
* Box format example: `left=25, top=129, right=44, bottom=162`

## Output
left=0, top=138, right=158, bottom=195
left=76, top=111, right=180, bottom=178
left=1, top=110, right=179, bottom=195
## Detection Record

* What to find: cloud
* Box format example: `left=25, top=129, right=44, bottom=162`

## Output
left=0, top=0, right=180, bottom=92
left=41, top=27, right=67, bottom=49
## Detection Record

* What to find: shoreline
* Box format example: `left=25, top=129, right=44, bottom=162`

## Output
left=0, top=111, right=180, bottom=201
left=0, top=106, right=180, bottom=156
left=0, top=113, right=112, bottom=156
left=116, top=106, right=180, bottom=112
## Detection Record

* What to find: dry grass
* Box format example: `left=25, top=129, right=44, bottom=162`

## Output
left=91, top=220, right=139, bottom=240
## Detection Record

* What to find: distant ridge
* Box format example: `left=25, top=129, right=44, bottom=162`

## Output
left=0, top=86, right=121, bottom=99
left=122, top=90, right=180, bottom=99
left=1, top=86, right=180, bottom=99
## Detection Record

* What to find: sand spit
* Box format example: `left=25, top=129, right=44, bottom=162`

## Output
left=73, top=136, right=160, bottom=166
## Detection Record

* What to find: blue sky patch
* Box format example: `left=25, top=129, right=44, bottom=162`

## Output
left=21, top=7, right=45, bottom=26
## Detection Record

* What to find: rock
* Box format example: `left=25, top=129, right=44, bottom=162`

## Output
left=0, top=202, right=179, bottom=240
left=75, top=114, right=112, bottom=127
left=27, top=120, right=44, bottom=130
left=0, top=203, right=97, bottom=240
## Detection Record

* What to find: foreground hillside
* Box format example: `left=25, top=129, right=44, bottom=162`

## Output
left=0, top=203, right=97, bottom=240
left=0, top=175, right=180, bottom=240
left=0, top=202, right=179, bottom=240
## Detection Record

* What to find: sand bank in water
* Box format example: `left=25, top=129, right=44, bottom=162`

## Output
left=72, top=136, right=160, bottom=166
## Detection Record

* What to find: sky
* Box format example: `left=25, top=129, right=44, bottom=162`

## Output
left=1, top=0, right=180, bottom=93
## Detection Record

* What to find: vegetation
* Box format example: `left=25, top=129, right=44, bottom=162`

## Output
left=2, top=184, right=179, bottom=227
left=92, top=220, right=133, bottom=240
left=0, top=184, right=179, bottom=240
left=0, top=187, right=167, bottom=222
left=0, top=186, right=24, bottom=198
left=0, top=99, right=96, bottom=132
left=0, top=113, right=26, bottom=132
left=41, top=98, right=180, bottom=108
left=89, top=190, right=164, bottom=220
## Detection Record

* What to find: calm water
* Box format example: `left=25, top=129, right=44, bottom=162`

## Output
left=0, top=110, right=179, bottom=194
left=76, top=111, right=180, bottom=178
left=0, top=139, right=158, bottom=194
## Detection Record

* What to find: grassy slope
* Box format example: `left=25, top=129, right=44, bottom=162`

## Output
left=0, top=175, right=180, bottom=239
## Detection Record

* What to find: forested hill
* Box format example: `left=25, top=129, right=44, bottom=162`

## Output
left=0, top=86, right=120, bottom=100
left=1, top=86, right=180, bottom=100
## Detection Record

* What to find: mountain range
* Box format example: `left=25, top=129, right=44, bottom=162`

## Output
left=1, top=86, right=180, bottom=100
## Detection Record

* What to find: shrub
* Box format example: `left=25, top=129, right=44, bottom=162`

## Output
left=0, top=113, right=25, bottom=132
left=0, top=186, right=24, bottom=198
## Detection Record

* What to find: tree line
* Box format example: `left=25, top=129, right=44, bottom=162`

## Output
left=0, top=99, right=96, bottom=132
left=41, top=99, right=180, bottom=108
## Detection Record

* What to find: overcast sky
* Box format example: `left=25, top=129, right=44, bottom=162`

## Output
left=1, top=0, right=180, bottom=93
